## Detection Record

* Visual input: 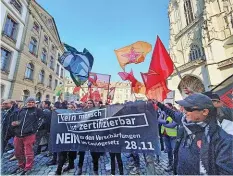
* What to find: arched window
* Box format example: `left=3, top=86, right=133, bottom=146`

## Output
left=184, top=0, right=194, bottom=25
left=48, top=75, right=52, bottom=88
left=41, top=48, right=47, bottom=63
left=36, top=92, right=42, bottom=102
left=189, top=45, right=202, bottom=61
left=23, top=90, right=30, bottom=102
left=46, top=94, right=50, bottom=101
left=38, top=70, right=45, bottom=83
left=29, top=38, right=37, bottom=54
left=25, top=63, right=34, bottom=79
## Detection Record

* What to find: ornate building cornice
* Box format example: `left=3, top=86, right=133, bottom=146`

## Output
left=175, top=15, right=203, bottom=41
left=172, top=57, right=206, bottom=76
left=217, top=57, right=233, bottom=69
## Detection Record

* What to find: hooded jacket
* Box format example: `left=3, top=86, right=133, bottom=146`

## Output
left=11, top=107, right=44, bottom=137
left=157, top=102, right=233, bottom=175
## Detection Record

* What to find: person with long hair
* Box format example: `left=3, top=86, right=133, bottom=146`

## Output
left=56, top=103, right=77, bottom=175
left=78, top=99, right=101, bottom=175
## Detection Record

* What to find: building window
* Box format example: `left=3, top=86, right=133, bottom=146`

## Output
left=38, top=70, right=45, bottom=84
left=29, top=38, right=37, bottom=55
left=3, top=16, right=18, bottom=41
left=41, top=48, right=47, bottom=64
left=33, top=22, right=39, bottom=33
left=56, top=64, right=60, bottom=75
left=189, top=45, right=202, bottom=61
left=54, top=79, right=58, bottom=90
left=60, top=68, right=64, bottom=78
left=36, top=92, right=42, bottom=102
left=46, top=94, right=50, bottom=101
left=48, top=75, right=52, bottom=88
left=23, top=90, right=30, bottom=102
left=1, top=48, right=11, bottom=72
left=58, top=53, right=60, bottom=60
left=25, top=63, right=34, bottom=80
left=51, top=45, right=55, bottom=52
left=184, top=0, right=194, bottom=25
left=44, top=35, right=48, bottom=44
left=1, top=84, right=5, bottom=97
left=49, top=56, right=54, bottom=70
left=10, top=0, right=22, bottom=14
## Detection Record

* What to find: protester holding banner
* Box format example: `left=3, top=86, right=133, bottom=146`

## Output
left=47, top=101, right=63, bottom=166
left=154, top=93, right=233, bottom=175
left=85, top=99, right=102, bottom=175
left=109, top=152, right=124, bottom=175
left=56, top=103, right=78, bottom=175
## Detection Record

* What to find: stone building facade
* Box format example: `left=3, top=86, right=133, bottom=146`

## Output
left=1, top=0, right=29, bottom=100
left=168, top=0, right=233, bottom=100
left=8, top=0, right=65, bottom=102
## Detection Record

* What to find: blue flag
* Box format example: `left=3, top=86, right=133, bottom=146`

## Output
left=59, top=44, right=94, bottom=86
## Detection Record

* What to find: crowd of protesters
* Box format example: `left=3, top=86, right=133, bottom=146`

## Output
left=1, top=90, right=233, bottom=175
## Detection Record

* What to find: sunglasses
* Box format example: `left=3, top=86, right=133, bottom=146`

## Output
left=212, top=99, right=220, bottom=103
left=184, top=107, right=204, bottom=112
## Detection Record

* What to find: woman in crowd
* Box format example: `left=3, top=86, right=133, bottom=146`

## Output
left=46, top=101, right=63, bottom=166
left=56, top=102, right=78, bottom=175
left=77, top=99, right=101, bottom=175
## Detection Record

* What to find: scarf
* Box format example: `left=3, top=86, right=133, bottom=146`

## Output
left=181, top=115, right=219, bottom=175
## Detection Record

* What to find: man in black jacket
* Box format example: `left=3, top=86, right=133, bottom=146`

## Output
left=34, top=100, right=52, bottom=155
left=154, top=93, right=233, bottom=175
left=11, top=97, right=44, bottom=175
left=1, top=99, right=18, bottom=155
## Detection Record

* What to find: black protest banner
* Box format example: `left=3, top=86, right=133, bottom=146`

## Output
left=50, top=101, right=160, bottom=154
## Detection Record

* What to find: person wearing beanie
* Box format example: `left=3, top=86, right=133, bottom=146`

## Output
left=11, top=97, right=44, bottom=175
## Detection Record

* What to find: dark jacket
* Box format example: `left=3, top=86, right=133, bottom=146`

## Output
left=1, top=107, right=18, bottom=141
left=12, top=107, right=44, bottom=137
left=42, top=108, right=52, bottom=132
left=218, top=106, right=233, bottom=122
left=157, top=102, right=233, bottom=175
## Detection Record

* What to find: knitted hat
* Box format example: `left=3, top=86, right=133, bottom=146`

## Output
left=25, top=97, right=36, bottom=103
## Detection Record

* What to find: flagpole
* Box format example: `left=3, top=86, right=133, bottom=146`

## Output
left=174, top=64, right=182, bottom=80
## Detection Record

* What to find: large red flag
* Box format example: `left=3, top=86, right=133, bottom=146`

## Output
left=146, top=36, right=174, bottom=90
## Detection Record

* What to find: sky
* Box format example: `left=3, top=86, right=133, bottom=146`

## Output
left=37, top=0, right=170, bottom=82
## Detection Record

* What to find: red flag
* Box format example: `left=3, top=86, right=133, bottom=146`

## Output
left=118, top=70, right=137, bottom=87
left=146, top=36, right=174, bottom=90
left=107, top=87, right=116, bottom=100
left=118, top=70, right=145, bottom=94
left=141, top=72, right=170, bottom=101
left=80, top=93, right=88, bottom=102
left=73, top=87, right=80, bottom=95
left=91, top=89, right=101, bottom=102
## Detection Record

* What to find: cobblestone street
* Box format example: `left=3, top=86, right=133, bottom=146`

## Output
left=2, top=149, right=171, bottom=175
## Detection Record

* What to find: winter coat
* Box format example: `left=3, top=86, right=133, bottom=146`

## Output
left=11, top=107, right=44, bottom=137
left=157, top=102, right=233, bottom=175
left=1, top=107, right=18, bottom=140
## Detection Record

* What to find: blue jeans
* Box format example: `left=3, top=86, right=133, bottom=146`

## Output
left=163, top=135, right=176, bottom=164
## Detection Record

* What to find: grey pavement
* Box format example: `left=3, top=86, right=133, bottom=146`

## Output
left=1, top=150, right=172, bottom=175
